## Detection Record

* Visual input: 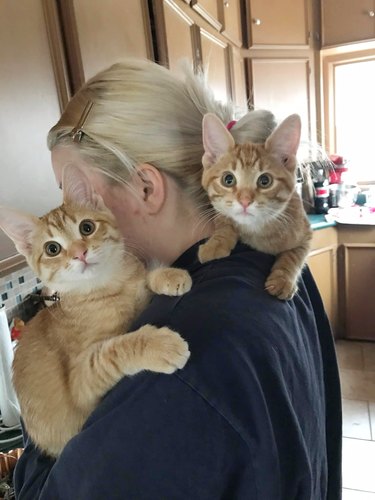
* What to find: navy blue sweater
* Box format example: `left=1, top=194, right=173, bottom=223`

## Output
left=14, top=242, right=342, bottom=499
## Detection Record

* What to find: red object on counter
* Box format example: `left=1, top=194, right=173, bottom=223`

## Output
left=328, top=154, right=348, bottom=184
left=329, top=154, right=344, bottom=166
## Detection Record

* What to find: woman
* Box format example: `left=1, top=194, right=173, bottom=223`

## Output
left=14, top=59, right=341, bottom=499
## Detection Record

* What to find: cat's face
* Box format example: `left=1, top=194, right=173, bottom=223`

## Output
left=26, top=204, right=124, bottom=293
left=202, top=143, right=297, bottom=226
left=201, top=113, right=301, bottom=228
left=0, top=165, right=126, bottom=294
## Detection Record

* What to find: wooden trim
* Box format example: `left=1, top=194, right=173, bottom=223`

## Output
left=191, top=23, right=203, bottom=71
left=42, top=0, right=71, bottom=111
left=308, top=244, right=336, bottom=258
left=191, top=0, right=222, bottom=31
left=57, top=0, right=85, bottom=92
left=0, top=255, right=26, bottom=278
left=151, top=0, right=169, bottom=67
left=141, top=0, right=156, bottom=61
left=244, top=57, right=254, bottom=107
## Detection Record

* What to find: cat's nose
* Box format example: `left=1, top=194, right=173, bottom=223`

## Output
left=239, top=199, right=251, bottom=209
left=73, top=249, right=88, bottom=263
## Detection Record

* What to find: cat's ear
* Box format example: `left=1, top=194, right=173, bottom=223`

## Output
left=202, top=113, right=235, bottom=168
left=62, top=165, right=106, bottom=210
left=0, top=207, right=39, bottom=257
left=265, top=114, right=301, bottom=166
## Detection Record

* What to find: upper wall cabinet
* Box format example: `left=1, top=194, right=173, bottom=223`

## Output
left=218, top=0, right=243, bottom=47
left=246, top=0, right=309, bottom=47
left=247, top=57, right=314, bottom=141
left=0, top=0, right=63, bottom=263
left=59, top=0, right=153, bottom=90
left=321, top=0, right=375, bottom=46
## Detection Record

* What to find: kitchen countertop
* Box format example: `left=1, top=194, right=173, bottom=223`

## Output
left=308, top=214, right=336, bottom=231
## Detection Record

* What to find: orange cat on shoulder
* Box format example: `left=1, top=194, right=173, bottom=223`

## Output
left=0, top=166, right=190, bottom=457
left=199, top=113, right=312, bottom=300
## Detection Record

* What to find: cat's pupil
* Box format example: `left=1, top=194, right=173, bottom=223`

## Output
left=44, top=242, right=61, bottom=257
left=257, top=174, right=273, bottom=188
left=221, top=172, right=236, bottom=187
left=79, top=220, right=95, bottom=236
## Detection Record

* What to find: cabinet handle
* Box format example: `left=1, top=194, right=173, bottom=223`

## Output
left=252, top=18, right=261, bottom=25
left=367, top=10, right=375, bottom=17
left=224, top=1, right=229, bottom=7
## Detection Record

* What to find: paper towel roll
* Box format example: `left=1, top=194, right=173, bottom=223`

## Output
left=0, top=305, right=20, bottom=427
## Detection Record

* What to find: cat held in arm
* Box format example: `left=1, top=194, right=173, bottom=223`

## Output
left=199, top=113, right=312, bottom=300
left=0, top=166, right=190, bottom=457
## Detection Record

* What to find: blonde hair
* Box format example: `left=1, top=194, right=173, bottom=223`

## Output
left=48, top=58, right=275, bottom=207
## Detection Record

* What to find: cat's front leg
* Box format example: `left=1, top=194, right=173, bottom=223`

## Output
left=198, top=215, right=239, bottom=263
left=147, top=268, right=192, bottom=296
left=265, top=244, right=310, bottom=300
left=70, top=326, right=190, bottom=411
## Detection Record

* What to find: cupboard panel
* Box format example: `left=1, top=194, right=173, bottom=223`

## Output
left=247, top=0, right=308, bottom=47
left=200, top=29, right=231, bottom=102
left=322, top=0, right=375, bottom=46
left=339, top=244, right=375, bottom=341
left=70, top=0, right=152, bottom=82
left=249, top=58, right=311, bottom=141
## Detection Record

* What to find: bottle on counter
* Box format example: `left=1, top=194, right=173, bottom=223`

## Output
left=314, top=185, right=329, bottom=214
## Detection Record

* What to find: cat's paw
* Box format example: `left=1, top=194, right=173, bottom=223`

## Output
left=147, top=268, right=192, bottom=296
left=198, top=239, right=232, bottom=263
left=142, top=327, right=190, bottom=374
left=265, top=270, right=298, bottom=300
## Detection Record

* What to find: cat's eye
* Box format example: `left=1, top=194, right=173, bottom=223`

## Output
left=44, top=241, right=61, bottom=257
left=79, top=220, right=96, bottom=236
left=221, top=172, right=237, bottom=187
left=257, top=174, right=273, bottom=188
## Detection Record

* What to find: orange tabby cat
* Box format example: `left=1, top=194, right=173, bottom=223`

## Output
left=199, top=113, right=312, bottom=300
left=0, top=166, right=190, bottom=457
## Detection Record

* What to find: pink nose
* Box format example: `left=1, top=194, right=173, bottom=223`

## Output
left=73, top=249, right=88, bottom=262
left=240, top=199, right=251, bottom=209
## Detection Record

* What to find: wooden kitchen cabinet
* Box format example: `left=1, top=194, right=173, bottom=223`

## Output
left=307, top=227, right=338, bottom=337
left=218, top=0, right=243, bottom=47
left=200, top=28, right=232, bottom=102
left=322, top=0, right=375, bottom=47
left=59, top=0, right=153, bottom=90
left=245, top=0, right=309, bottom=47
left=246, top=57, right=314, bottom=141
left=337, top=225, right=375, bottom=341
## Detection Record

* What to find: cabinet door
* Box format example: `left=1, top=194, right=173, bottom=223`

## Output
left=0, top=0, right=62, bottom=262
left=339, top=244, right=375, bottom=341
left=247, top=0, right=309, bottom=47
left=218, top=0, right=243, bottom=47
left=308, top=246, right=338, bottom=336
left=200, top=29, right=231, bottom=102
left=322, top=0, right=375, bottom=46
left=247, top=58, right=312, bottom=142
left=61, top=0, right=152, bottom=87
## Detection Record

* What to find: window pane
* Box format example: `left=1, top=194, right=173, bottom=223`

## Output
left=334, top=60, right=375, bottom=182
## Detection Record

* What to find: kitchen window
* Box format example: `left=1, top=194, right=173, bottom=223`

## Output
left=321, top=43, right=375, bottom=183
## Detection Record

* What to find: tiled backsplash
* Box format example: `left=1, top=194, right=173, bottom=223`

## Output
left=0, top=264, right=42, bottom=321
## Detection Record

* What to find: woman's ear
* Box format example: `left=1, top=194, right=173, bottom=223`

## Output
left=133, top=164, right=166, bottom=215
